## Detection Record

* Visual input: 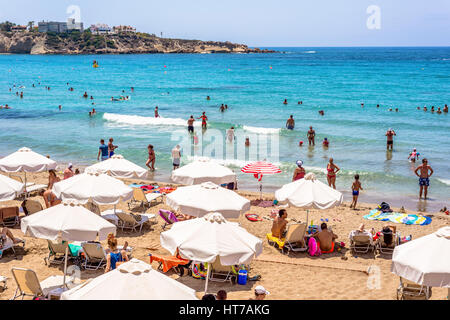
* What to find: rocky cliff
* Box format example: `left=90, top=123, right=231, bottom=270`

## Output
left=0, top=31, right=274, bottom=54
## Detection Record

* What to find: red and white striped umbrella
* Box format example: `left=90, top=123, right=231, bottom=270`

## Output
left=241, top=161, right=281, bottom=199
left=241, top=161, right=282, bottom=175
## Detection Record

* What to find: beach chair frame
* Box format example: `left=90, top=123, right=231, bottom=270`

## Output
left=376, top=232, right=400, bottom=255
left=116, top=211, right=147, bottom=233
left=209, top=259, right=238, bottom=284
left=0, top=238, right=25, bottom=259
left=0, top=206, right=20, bottom=227
left=128, top=188, right=163, bottom=211
left=396, top=277, right=431, bottom=300
left=349, top=234, right=374, bottom=254
left=284, top=223, right=308, bottom=254
left=44, top=240, right=70, bottom=266
left=158, top=209, right=179, bottom=230
left=81, top=242, right=107, bottom=270
left=10, top=268, right=45, bottom=300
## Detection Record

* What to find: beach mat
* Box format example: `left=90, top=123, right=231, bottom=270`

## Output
left=364, top=209, right=432, bottom=226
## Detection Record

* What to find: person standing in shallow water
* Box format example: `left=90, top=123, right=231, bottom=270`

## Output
left=326, top=158, right=340, bottom=189
left=415, top=158, right=433, bottom=199
left=307, top=126, right=315, bottom=146
left=286, top=115, right=295, bottom=130
left=146, top=144, right=156, bottom=171
left=385, top=128, right=396, bottom=151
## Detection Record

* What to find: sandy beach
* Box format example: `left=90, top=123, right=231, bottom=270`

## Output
left=1, top=171, right=448, bottom=300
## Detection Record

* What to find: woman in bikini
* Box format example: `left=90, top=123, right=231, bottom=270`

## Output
left=292, top=160, right=306, bottom=181
left=43, top=169, right=61, bottom=208
left=146, top=144, right=155, bottom=171
left=326, top=158, right=340, bottom=189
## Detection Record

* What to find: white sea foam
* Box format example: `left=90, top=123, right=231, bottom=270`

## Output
left=243, top=125, right=281, bottom=134
left=303, top=51, right=316, bottom=54
left=103, top=113, right=201, bottom=127
left=437, top=178, right=450, bottom=186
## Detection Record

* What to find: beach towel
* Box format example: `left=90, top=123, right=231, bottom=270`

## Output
left=245, top=213, right=262, bottom=222
left=149, top=253, right=189, bottom=273
left=364, top=209, right=431, bottom=226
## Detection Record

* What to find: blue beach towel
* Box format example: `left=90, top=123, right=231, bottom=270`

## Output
left=364, top=209, right=431, bottom=226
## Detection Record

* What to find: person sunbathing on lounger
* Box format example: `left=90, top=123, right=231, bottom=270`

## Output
left=175, top=213, right=195, bottom=221
left=0, top=227, right=22, bottom=249
left=105, top=233, right=129, bottom=273
left=271, top=209, right=288, bottom=238
left=312, top=222, right=338, bottom=253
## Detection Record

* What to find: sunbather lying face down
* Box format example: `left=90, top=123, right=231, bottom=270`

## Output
left=271, top=209, right=288, bottom=238
left=313, top=223, right=338, bottom=252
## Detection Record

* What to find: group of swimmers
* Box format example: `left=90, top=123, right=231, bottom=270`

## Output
left=418, top=104, right=448, bottom=114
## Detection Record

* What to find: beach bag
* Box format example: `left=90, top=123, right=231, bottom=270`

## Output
left=308, top=237, right=321, bottom=256
left=378, top=202, right=392, bottom=213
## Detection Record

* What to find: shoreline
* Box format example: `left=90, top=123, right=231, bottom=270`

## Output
left=5, top=158, right=445, bottom=214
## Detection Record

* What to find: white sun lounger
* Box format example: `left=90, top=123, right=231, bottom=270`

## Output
left=0, top=238, right=25, bottom=259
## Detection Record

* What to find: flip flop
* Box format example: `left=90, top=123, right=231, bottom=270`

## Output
left=249, top=275, right=261, bottom=281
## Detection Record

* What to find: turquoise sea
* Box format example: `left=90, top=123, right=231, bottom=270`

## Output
left=0, top=47, right=449, bottom=212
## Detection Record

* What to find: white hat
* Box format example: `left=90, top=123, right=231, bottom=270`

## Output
left=68, top=163, right=73, bottom=168
left=254, top=285, right=270, bottom=295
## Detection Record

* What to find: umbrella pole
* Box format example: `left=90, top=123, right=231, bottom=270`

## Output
left=114, top=204, right=116, bottom=214
left=24, top=172, right=27, bottom=199
left=204, top=263, right=211, bottom=294
left=62, top=246, right=68, bottom=288
left=259, top=182, right=262, bottom=200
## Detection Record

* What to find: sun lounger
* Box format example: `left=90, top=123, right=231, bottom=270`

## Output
left=84, top=201, right=101, bottom=215
left=44, top=240, right=74, bottom=266
left=349, top=230, right=375, bottom=254
left=128, top=188, right=164, bottom=211
left=209, top=259, right=240, bottom=284
left=10, top=267, right=74, bottom=300
left=81, top=242, right=107, bottom=270
left=396, top=277, right=432, bottom=300
left=0, top=206, right=20, bottom=227
left=116, top=211, right=154, bottom=233
left=266, top=223, right=308, bottom=254
left=22, top=199, right=43, bottom=215
left=0, top=237, right=25, bottom=259
left=158, top=209, right=179, bottom=230
left=376, top=232, right=400, bottom=255
left=149, top=253, right=191, bottom=276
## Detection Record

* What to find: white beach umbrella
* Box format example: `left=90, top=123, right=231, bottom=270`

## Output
left=85, top=154, right=148, bottom=179
left=391, top=226, right=450, bottom=294
left=21, top=201, right=116, bottom=287
left=0, top=147, right=57, bottom=196
left=60, top=258, right=198, bottom=300
left=0, top=174, right=24, bottom=201
left=275, top=173, right=343, bottom=210
left=51, top=172, right=133, bottom=205
left=160, top=212, right=263, bottom=293
left=165, top=182, right=250, bottom=218
left=171, top=159, right=236, bottom=185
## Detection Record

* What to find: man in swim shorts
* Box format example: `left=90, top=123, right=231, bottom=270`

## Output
left=97, top=139, right=109, bottom=161
left=171, top=145, right=181, bottom=170
left=385, top=128, right=396, bottom=151
left=187, top=115, right=195, bottom=133
left=350, top=174, right=363, bottom=209
left=286, top=115, right=295, bottom=130
left=271, top=209, right=288, bottom=238
left=312, top=223, right=338, bottom=253
left=414, top=158, right=433, bottom=199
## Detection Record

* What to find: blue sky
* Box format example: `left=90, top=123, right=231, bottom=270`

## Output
left=1, top=0, right=449, bottom=46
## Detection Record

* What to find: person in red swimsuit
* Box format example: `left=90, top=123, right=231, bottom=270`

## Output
left=326, top=158, right=340, bottom=189
left=198, top=112, right=208, bottom=130
left=292, top=160, right=306, bottom=181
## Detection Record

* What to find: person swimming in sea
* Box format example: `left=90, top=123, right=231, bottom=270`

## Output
left=431, top=106, right=435, bottom=113
left=198, top=112, right=208, bottom=130
left=361, top=103, right=364, bottom=108
left=220, top=104, right=225, bottom=112
left=298, top=101, right=302, bottom=105
left=206, top=96, right=210, bottom=100
left=443, top=104, right=448, bottom=113
left=83, top=92, right=88, bottom=98
left=286, top=115, right=295, bottom=130
left=245, top=137, right=250, bottom=147
left=437, top=107, right=442, bottom=114
left=58, top=105, right=62, bottom=111
left=154, top=106, right=160, bottom=118
left=292, top=160, right=305, bottom=181
left=283, top=99, right=288, bottom=105
left=377, top=104, right=380, bottom=108
left=322, top=137, right=329, bottom=148
left=423, top=106, right=427, bottom=112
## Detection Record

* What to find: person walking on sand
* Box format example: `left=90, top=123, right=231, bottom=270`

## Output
left=386, top=128, right=396, bottom=151
left=187, top=115, right=195, bottom=133
left=307, top=126, right=315, bottom=146
left=350, top=174, right=363, bottom=209
left=326, top=158, right=340, bottom=189
left=172, top=145, right=181, bottom=170
left=414, top=158, right=433, bottom=199
left=286, top=115, right=295, bottom=130
left=108, top=138, right=118, bottom=158
left=146, top=144, right=156, bottom=171
left=198, top=112, right=208, bottom=130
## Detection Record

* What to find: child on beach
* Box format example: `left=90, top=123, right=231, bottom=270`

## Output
left=350, top=174, right=363, bottom=209
left=105, top=233, right=129, bottom=273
